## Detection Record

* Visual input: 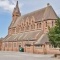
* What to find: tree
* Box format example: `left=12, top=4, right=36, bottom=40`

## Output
left=48, top=18, right=60, bottom=48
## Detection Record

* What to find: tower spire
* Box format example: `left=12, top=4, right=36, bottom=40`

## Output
left=16, top=1, right=18, bottom=8
left=12, top=1, right=21, bottom=22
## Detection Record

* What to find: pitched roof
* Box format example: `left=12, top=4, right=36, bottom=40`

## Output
left=42, top=5, right=58, bottom=20
left=18, top=30, right=43, bottom=41
left=35, top=34, right=49, bottom=44
left=8, top=3, right=58, bottom=30
left=3, top=30, right=43, bottom=42
left=12, top=7, right=45, bottom=27
left=3, top=34, right=18, bottom=42
left=9, top=4, right=58, bottom=28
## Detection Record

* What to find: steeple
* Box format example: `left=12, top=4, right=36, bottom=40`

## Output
left=16, top=1, right=18, bottom=8
left=12, top=1, right=21, bottom=22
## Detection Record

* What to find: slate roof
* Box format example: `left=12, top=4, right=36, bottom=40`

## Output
left=3, top=30, right=43, bottom=42
left=35, top=34, right=49, bottom=44
left=9, top=4, right=58, bottom=28
left=4, top=3, right=58, bottom=44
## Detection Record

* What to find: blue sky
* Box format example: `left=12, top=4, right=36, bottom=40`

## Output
left=0, top=0, right=60, bottom=38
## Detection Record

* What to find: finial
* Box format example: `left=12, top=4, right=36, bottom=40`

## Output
left=16, top=1, right=18, bottom=7
left=47, top=3, right=50, bottom=6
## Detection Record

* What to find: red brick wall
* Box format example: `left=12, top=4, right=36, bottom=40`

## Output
left=0, top=41, right=2, bottom=51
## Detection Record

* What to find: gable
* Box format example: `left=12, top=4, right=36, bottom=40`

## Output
left=42, top=5, right=58, bottom=20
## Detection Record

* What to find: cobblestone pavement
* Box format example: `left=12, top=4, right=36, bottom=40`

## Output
left=0, top=51, right=59, bottom=60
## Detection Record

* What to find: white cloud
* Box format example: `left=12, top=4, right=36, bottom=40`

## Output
left=0, top=0, right=23, bottom=12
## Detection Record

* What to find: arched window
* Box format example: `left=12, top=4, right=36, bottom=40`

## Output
left=20, top=23, right=24, bottom=31
left=31, top=24, right=35, bottom=29
left=27, top=22, right=28, bottom=25
left=46, top=21, right=47, bottom=27
left=31, top=25, right=33, bottom=29
left=37, top=23, right=39, bottom=28
left=39, top=22, right=41, bottom=28
left=52, top=21, right=53, bottom=26
left=26, top=22, right=29, bottom=30
left=27, top=25, right=29, bottom=30
left=33, top=24, right=35, bottom=29
left=22, top=23, right=24, bottom=31
left=37, top=22, right=41, bottom=29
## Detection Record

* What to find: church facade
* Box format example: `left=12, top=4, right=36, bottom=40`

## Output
left=1, top=1, right=59, bottom=54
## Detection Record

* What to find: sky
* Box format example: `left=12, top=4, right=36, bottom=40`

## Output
left=0, top=0, right=60, bottom=38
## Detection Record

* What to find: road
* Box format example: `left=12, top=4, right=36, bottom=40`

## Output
left=0, top=51, right=59, bottom=60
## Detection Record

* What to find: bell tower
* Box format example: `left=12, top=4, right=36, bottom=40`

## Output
left=12, top=1, right=21, bottom=22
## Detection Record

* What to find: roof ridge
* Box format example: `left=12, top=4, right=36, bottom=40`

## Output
left=21, top=7, right=46, bottom=17
left=13, top=6, right=46, bottom=27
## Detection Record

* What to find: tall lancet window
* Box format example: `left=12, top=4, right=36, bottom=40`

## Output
left=31, top=21, right=35, bottom=29
left=33, top=24, right=35, bottom=29
left=52, top=21, right=53, bottom=26
left=26, top=22, right=29, bottom=30
left=39, top=22, right=41, bottom=28
left=37, top=23, right=39, bottom=28
left=22, top=23, right=24, bottom=31
left=46, top=21, right=47, bottom=27
left=19, top=25, right=21, bottom=32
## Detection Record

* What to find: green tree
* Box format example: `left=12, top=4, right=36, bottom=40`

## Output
left=48, top=18, right=60, bottom=48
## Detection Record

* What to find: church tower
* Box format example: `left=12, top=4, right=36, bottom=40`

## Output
left=8, top=1, right=21, bottom=35
left=12, top=1, right=21, bottom=22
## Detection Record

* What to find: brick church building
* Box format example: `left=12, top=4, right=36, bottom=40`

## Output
left=1, top=1, right=59, bottom=54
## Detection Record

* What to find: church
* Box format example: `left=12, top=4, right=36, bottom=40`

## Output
left=1, top=1, right=59, bottom=54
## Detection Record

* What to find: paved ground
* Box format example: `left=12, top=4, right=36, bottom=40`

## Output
left=0, top=51, right=59, bottom=60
